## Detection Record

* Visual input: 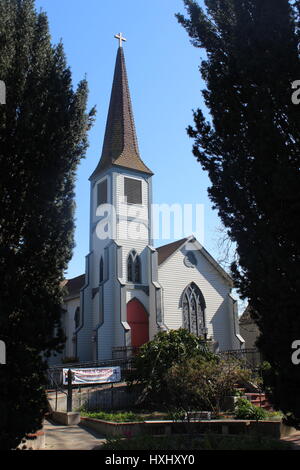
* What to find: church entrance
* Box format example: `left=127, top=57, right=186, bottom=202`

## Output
left=127, top=298, right=149, bottom=349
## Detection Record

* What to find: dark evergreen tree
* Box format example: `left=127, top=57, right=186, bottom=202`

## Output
left=0, top=0, right=95, bottom=449
left=177, top=0, right=300, bottom=425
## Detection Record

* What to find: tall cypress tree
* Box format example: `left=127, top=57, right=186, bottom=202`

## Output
left=0, top=0, right=95, bottom=449
left=177, top=0, right=300, bottom=425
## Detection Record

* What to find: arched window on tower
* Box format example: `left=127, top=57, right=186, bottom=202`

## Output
left=100, top=256, right=104, bottom=284
left=134, top=254, right=141, bottom=283
left=127, top=250, right=141, bottom=284
left=181, top=283, right=206, bottom=337
left=127, top=253, right=134, bottom=282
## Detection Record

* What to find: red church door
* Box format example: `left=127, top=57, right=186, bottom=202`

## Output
left=127, top=299, right=149, bottom=349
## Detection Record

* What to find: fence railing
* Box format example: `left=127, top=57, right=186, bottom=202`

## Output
left=46, top=347, right=263, bottom=412
left=112, top=346, right=139, bottom=360
left=218, top=348, right=262, bottom=370
left=46, top=357, right=138, bottom=412
left=46, top=356, right=134, bottom=389
left=46, top=347, right=263, bottom=390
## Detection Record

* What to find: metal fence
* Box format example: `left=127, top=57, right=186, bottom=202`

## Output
left=46, top=356, right=134, bottom=389
left=72, top=383, right=141, bottom=412
left=46, top=356, right=138, bottom=412
left=218, top=348, right=262, bottom=371
left=112, top=346, right=139, bottom=360
left=47, top=347, right=262, bottom=389
left=46, top=347, right=263, bottom=412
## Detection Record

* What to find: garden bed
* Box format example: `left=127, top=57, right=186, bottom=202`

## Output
left=80, top=410, right=170, bottom=423
left=80, top=415, right=290, bottom=440
left=79, top=406, right=282, bottom=423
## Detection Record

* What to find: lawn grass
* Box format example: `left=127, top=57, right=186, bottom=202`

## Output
left=80, top=410, right=144, bottom=422
left=79, top=408, right=177, bottom=422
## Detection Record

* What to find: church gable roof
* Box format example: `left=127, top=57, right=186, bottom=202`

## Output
left=90, top=46, right=153, bottom=179
left=62, top=274, right=85, bottom=299
left=156, top=238, right=188, bottom=265
left=239, top=305, right=255, bottom=324
left=157, top=236, right=233, bottom=286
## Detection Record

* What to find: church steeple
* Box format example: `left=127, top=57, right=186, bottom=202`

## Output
left=91, top=35, right=153, bottom=179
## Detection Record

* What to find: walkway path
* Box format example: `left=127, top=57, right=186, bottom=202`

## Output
left=281, top=432, right=300, bottom=450
left=44, top=419, right=106, bottom=450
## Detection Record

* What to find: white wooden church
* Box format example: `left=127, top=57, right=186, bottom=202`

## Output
left=58, top=36, right=244, bottom=364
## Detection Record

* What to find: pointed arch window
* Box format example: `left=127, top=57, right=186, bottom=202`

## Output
left=127, top=250, right=141, bottom=284
left=134, top=255, right=141, bottom=283
left=99, top=256, right=104, bottom=284
left=182, top=283, right=206, bottom=337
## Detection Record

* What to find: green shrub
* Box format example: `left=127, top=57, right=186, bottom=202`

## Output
left=266, top=410, right=283, bottom=420
left=166, top=408, right=186, bottom=422
left=127, top=329, right=215, bottom=407
left=234, top=398, right=268, bottom=420
left=80, top=410, right=143, bottom=422
left=232, top=388, right=245, bottom=397
left=164, top=356, right=252, bottom=416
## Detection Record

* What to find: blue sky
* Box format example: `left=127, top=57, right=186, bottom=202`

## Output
left=35, top=0, right=231, bottom=284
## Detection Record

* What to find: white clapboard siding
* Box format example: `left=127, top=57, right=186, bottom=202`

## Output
left=76, top=284, right=93, bottom=362
left=63, top=297, right=80, bottom=358
left=158, top=245, right=233, bottom=350
left=97, top=277, right=115, bottom=360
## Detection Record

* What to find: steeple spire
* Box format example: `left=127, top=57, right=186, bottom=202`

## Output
left=90, top=35, right=153, bottom=179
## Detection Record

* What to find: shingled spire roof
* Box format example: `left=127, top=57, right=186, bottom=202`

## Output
left=90, top=45, right=153, bottom=179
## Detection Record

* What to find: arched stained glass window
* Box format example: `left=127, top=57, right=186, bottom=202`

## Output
left=127, top=250, right=141, bottom=284
left=181, top=283, right=206, bottom=337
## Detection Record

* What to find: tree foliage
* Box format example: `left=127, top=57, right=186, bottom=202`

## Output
left=177, top=0, right=300, bottom=425
left=127, top=328, right=215, bottom=407
left=165, top=356, right=252, bottom=415
left=0, top=0, right=95, bottom=449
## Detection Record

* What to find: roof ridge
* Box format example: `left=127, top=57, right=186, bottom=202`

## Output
left=62, top=273, right=85, bottom=297
left=156, top=237, right=188, bottom=251
left=156, top=237, right=188, bottom=265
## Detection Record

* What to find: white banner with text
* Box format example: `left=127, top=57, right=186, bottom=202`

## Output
left=62, top=366, right=121, bottom=385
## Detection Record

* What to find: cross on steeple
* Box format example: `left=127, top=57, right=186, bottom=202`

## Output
left=114, top=32, right=127, bottom=48
left=90, top=32, right=153, bottom=179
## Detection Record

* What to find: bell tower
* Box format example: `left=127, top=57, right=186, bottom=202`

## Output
left=75, top=35, right=157, bottom=361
